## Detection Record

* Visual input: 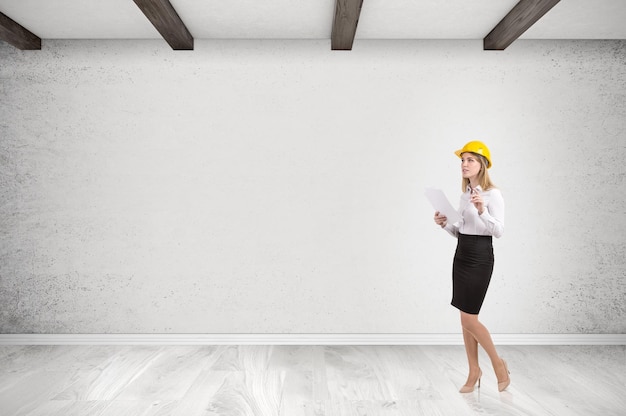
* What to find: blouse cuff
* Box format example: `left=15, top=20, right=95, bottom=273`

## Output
left=443, top=222, right=459, bottom=237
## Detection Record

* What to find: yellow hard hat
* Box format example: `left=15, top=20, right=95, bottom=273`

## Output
left=455, top=141, right=492, bottom=168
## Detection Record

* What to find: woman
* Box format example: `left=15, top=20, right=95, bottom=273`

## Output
left=433, top=140, right=510, bottom=393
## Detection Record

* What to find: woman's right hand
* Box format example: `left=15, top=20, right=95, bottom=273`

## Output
left=434, top=211, right=447, bottom=228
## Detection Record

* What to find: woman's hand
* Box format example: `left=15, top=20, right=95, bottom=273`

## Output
left=434, top=211, right=447, bottom=228
left=470, top=188, right=485, bottom=215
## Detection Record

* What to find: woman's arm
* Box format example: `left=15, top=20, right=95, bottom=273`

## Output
left=479, top=189, right=504, bottom=238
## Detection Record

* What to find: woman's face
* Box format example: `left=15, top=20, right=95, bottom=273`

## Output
left=461, top=152, right=482, bottom=180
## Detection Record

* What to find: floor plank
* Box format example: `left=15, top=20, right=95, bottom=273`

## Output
left=0, top=345, right=623, bottom=416
left=52, top=346, right=163, bottom=401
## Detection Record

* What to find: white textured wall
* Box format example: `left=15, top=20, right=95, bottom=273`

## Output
left=1, top=40, right=625, bottom=334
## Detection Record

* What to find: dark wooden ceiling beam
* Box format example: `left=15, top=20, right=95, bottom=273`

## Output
left=133, top=0, right=193, bottom=50
left=331, top=0, right=364, bottom=50
left=484, top=0, right=561, bottom=50
left=0, top=11, right=41, bottom=50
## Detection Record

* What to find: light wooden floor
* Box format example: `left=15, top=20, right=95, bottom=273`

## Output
left=0, top=345, right=624, bottom=415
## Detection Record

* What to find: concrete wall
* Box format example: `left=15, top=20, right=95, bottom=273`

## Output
left=1, top=39, right=624, bottom=334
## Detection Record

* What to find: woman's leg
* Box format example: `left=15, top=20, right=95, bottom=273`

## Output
left=460, top=311, right=508, bottom=383
left=461, top=327, right=481, bottom=387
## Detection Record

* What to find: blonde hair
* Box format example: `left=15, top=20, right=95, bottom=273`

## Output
left=462, top=153, right=496, bottom=191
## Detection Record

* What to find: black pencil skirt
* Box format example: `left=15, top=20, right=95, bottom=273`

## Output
left=451, top=233, right=494, bottom=315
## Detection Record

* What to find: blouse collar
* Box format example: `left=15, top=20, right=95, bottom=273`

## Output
left=466, top=184, right=483, bottom=193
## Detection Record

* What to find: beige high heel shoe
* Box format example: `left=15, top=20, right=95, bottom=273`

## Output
left=497, top=359, right=511, bottom=392
left=459, top=369, right=482, bottom=393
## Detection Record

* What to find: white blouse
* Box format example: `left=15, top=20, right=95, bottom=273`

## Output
left=444, top=186, right=505, bottom=238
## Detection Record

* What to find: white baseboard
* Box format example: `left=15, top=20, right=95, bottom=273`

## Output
left=0, top=333, right=624, bottom=346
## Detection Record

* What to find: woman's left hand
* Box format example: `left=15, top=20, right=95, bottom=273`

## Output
left=471, top=189, right=485, bottom=215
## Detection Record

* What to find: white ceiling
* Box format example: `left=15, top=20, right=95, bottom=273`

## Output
left=1, top=0, right=625, bottom=41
